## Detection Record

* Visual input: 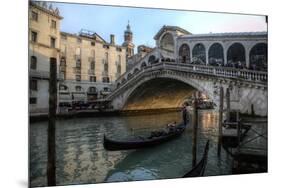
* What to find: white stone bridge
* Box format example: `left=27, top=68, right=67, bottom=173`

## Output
left=105, top=26, right=267, bottom=116
left=106, top=61, right=267, bottom=116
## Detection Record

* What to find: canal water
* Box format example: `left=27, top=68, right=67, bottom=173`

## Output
left=29, top=110, right=232, bottom=187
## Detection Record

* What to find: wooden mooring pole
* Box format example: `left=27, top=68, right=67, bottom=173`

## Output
left=192, top=93, right=198, bottom=167
left=226, top=88, right=230, bottom=122
left=236, top=111, right=241, bottom=152
left=217, top=87, right=224, bottom=156
left=47, top=57, right=57, bottom=186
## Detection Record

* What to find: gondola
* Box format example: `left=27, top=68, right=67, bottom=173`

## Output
left=183, top=140, right=210, bottom=177
left=103, top=123, right=186, bottom=151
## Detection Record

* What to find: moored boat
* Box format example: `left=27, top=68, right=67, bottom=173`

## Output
left=103, top=123, right=186, bottom=151
left=183, top=140, right=210, bottom=177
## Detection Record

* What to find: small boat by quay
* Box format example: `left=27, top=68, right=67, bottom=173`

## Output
left=183, top=140, right=210, bottom=177
left=103, top=123, right=186, bottom=151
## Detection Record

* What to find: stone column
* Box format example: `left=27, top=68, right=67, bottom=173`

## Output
left=205, top=44, right=209, bottom=65
left=245, top=46, right=251, bottom=68
left=190, top=43, right=194, bottom=63
left=224, top=47, right=228, bottom=66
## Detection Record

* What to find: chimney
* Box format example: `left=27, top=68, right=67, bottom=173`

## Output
left=110, top=34, right=115, bottom=45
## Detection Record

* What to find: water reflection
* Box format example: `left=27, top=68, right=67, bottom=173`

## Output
left=30, top=110, right=231, bottom=187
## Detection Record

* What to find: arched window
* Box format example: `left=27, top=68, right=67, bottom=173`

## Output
left=141, top=62, right=147, bottom=68
left=227, top=43, right=246, bottom=68
left=179, top=44, right=191, bottom=63
left=208, top=43, right=224, bottom=66
left=30, top=56, right=37, bottom=69
left=88, top=87, right=97, bottom=93
left=148, top=55, right=156, bottom=64
left=192, top=43, right=206, bottom=65
left=160, top=33, right=174, bottom=52
left=249, top=43, right=267, bottom=71
left=103, top=87, right=110, bottom=92
left=59, top=84, right=68, bottom=91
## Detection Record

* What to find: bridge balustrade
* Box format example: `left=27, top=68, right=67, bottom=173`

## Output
left=112, top=62, right=267, bottom=97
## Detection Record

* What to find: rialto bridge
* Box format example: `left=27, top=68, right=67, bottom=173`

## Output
left=106, top=26, right=268, bottom=116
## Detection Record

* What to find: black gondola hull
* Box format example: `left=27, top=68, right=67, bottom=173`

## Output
left=103, top=125, right=186, bottom=151
left=183, top=140, right=210, bottom=177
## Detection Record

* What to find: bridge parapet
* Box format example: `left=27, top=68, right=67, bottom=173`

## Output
left=108, top=62, right=267, bottom=101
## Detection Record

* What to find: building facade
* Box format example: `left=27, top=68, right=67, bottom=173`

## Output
left=29, top=2, right=129, bottom=113
left=58, top=30, right=127, bottom=105
left=29, top=2, right=62, bottom=113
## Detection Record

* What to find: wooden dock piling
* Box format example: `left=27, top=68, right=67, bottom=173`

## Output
left=236, top=111, right=241, bottom=152
left=217, top=87, right=224, bottom=156
left=47, top=57, right=57, bottom=186
left=192, top=94, right=198, bottom=167
left=226, top=88, right=230, bottom=122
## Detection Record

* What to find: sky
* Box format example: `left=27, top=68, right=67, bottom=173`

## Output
left=53, top=2, right=267, bottom=49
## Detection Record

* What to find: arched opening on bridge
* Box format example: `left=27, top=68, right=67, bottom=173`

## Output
left=123, top=78, right=214, bottom=111
left=148, top=55, right=156, bottom=64
left=227, top=43, right=246, bottom=68
left=116, top=82, right=121, bottom=88
left=192, top=43, right=206, bottom=65
left=127, top=73, right=133, bottom=80
left=100, top=87, right=110, bottom=98
left=179, top=43, right=191, bottom=63
left=121, top=78, right=126, bottom=84
left=160, top=33, right=175, bottom=52
left=133, top=68, right=140, bottom=74
left=141, top=62, right=147, bottom=69
left=249, top=43, right=267, bottom=71
left=208, top=43, right=224, bottom=66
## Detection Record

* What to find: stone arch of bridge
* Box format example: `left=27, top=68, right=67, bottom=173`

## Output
left=120, top=71, right=215, bottom=109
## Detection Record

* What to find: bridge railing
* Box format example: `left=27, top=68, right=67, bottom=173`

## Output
left=163, top=62, right=267, bottom=82
left=109, top=62, right=267, bottom=99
